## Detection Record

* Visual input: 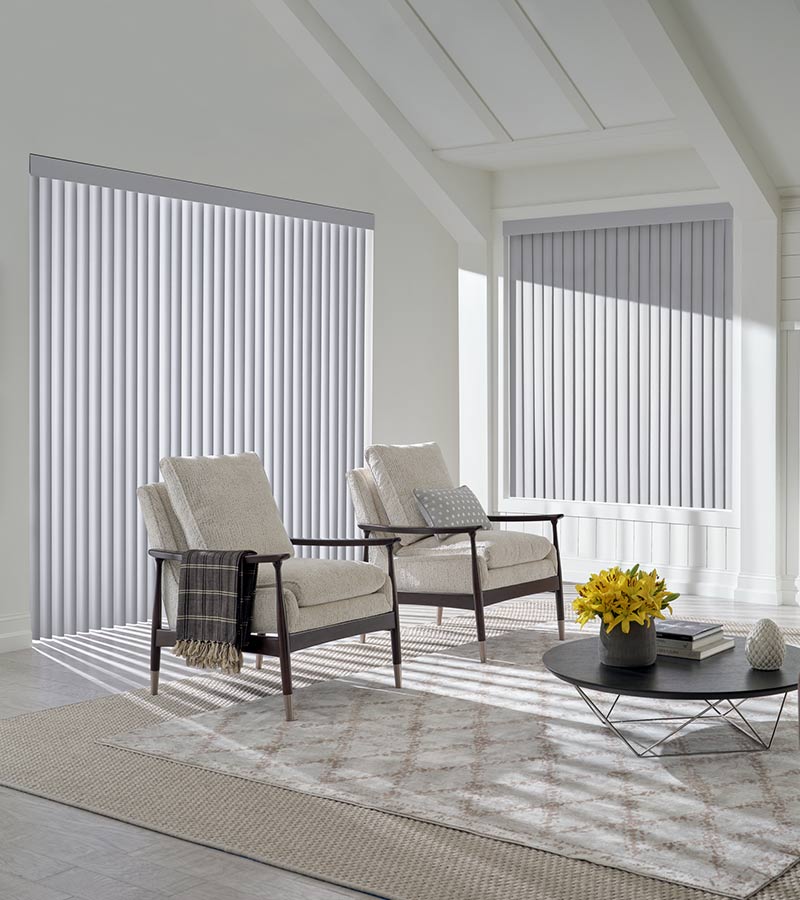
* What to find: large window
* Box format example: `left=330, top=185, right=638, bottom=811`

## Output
left=505, top=204, right=732, bottom=511
left=30, top=156, right=373, bottom=639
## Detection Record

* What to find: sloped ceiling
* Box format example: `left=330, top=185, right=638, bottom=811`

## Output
left=308, top=0, right=685, bottom=169
left=303, top=0, right=800, bottom=191
left=674, top=0, right=800, bottom=191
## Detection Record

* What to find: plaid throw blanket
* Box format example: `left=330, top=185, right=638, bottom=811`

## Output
left=174, top=549, right=258, bottom=675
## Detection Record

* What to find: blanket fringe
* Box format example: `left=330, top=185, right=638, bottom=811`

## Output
left=173, top=639, right=243, bottom=675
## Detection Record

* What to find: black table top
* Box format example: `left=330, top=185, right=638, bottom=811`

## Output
left=543, top=637, right=800, bottom=700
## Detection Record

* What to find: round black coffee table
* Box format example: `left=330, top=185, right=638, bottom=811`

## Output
left=543, top=637, right=800, bottom=757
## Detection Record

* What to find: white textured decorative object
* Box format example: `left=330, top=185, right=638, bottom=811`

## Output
left=745, top=619, right=786, bottom=671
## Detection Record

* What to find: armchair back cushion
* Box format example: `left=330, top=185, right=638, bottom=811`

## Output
left=137, top=481, right=187, bottom=627
left=364, top=442, right=454, bottom=546
left=160, top=452, right=294, bottom=558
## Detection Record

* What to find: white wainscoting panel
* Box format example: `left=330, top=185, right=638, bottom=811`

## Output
left=496, top=515, right=739, bottom=597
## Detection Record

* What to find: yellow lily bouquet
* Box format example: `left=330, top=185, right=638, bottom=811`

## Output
left=574, top=564, right=678, bottom=634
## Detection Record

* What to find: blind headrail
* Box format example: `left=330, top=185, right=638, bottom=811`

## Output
left=503, top=203, right=732, bottom=237
left=30, top=154, right=374, bottom=230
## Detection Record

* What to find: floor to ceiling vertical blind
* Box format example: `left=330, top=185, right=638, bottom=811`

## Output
left=30, top=155, right=373, bottom=640
left=505, top=204, right=732, bottom=511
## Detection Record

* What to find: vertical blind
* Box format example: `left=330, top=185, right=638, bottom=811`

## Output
left=505, top=206, right=732, bottom=510
left=30, top=156, right=373, bottom=640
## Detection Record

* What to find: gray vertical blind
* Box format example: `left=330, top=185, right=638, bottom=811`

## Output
left=30, top=160, right=373, bottom=639
left=506, top=209, right=732, bottom=510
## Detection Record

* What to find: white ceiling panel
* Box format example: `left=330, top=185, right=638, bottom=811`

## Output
left=673, top=0, right=800, bottom=189
left=309, top=0, right=497, bottom=149
left=410, top=0, right=587, bottom=140
left=518, top=0, right=673, bottom=128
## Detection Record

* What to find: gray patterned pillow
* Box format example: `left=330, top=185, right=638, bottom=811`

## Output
left=413, top=485, right=491, bottom=541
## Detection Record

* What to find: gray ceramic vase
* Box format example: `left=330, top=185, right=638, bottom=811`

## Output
left=599, top=620, right=657, bottom=668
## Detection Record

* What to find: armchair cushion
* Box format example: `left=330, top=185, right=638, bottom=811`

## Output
left=160, top=452, right=294, bottom=558
left=394, top=550, right=557, bottom=595
left=395, top=528, right=553, bottom=571
left=365, top=442, right=454, bottom=547
left=252, top=588, right=391, bottom=635
left=347, top=467, right=393, bottom=544
left=160, top=580, right=391, bottom=635
left=393, top=528, right=555, bottom=593
left=257, top=558, right=388, bottom=608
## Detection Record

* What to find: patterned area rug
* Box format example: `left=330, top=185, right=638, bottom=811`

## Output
left=1, top=600, right=800, bottom=900
left=105, top=626, right=800, bottom=899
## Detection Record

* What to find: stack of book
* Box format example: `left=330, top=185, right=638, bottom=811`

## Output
left=655, top=620, right=735, bottom=660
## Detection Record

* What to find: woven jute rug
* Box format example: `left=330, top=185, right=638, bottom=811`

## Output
left=2, top=600, right=799, bottom=900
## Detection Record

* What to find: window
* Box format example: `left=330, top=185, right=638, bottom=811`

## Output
left=504, top=205, right=732, bottom=511
left=30, top=156, right=373, bottom=638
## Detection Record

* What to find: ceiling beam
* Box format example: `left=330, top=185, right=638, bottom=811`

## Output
left=496, top=0, right=603, bottom=132
left=251, top=0, right=490, bottom=244
left=435, top=119, right=687, bottom=170
left=605, top=0, right=778, bottom=219
left=387, top=0, right=511, bottom=144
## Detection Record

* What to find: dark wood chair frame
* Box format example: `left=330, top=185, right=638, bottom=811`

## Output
left=148, top=535, right=401, bottom=721
left=359, top=514, right=566, bottom=663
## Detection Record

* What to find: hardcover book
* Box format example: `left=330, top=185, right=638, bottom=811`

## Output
left=657, top=636, right=735, bottom=660
left=655, top=620, right=723, bottom=642
left=656, top=632, right=727, bottom=651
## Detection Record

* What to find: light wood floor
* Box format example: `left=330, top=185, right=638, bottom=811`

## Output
left=1, top=594, right=798, bottom=900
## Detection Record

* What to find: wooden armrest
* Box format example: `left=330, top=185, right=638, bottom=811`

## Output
left=245, top=553, right=292, bottom=564
left=148, top=549, right=185, bottom=561
left=291, top=536, right=399, bottom=548
left=358, top=522, right=480, bottom=536
left=148, top=549, right=291, bottom=564
left=487, top=514, right=564, bottom=523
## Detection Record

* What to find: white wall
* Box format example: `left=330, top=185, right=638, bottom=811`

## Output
left=779, top=199, right=800, bottom=602
left=0, top=0, right=461, bottom=650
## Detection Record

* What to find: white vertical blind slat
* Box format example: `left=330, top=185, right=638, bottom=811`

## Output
left=31, top=176, right=371, bottom=639
left=507, top=213, right=731, bottom=511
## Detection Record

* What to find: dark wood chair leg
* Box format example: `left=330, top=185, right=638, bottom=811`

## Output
left=274, top=561, right=294, bottom=721
left=436, top=606, right=443, bottom=626
left=387, top=549, right=402, bottom=688
left=359, top=544, right=370, bottom=645
left=150, top=558, right=163, bottom=695
left=469, top=532, right=487, bottom=663
left=551, top=518, right=566, bottom=640
left=555, top=587, right=566, bottom=641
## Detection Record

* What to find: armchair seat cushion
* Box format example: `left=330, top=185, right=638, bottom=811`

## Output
left=394, top=551, right=557, bottom=595
left=396, top=528, right=552, bottom=570
left=252, top=588, right=392, bottom=635
left=257, top=558, right=388, bottom=608
left=157, top=558, right=391, bottom=635
left=393, top=528, right=556, bottom=594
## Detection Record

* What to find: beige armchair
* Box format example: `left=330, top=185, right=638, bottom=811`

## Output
left=138, top=452, right=401, bottom=720
left=347, top=443, right=565, bottom=663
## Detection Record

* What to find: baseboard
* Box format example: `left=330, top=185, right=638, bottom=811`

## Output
left=0, top=612, right=32, bottom=653
left=776, top=576, right=800, bottom=606
left=733, top=574, right=783, bottom=606
left=561, top=557, right=737, bottom=601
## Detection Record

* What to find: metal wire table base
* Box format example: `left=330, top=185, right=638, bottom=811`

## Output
left=575, top=686, right=789, bottom=758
